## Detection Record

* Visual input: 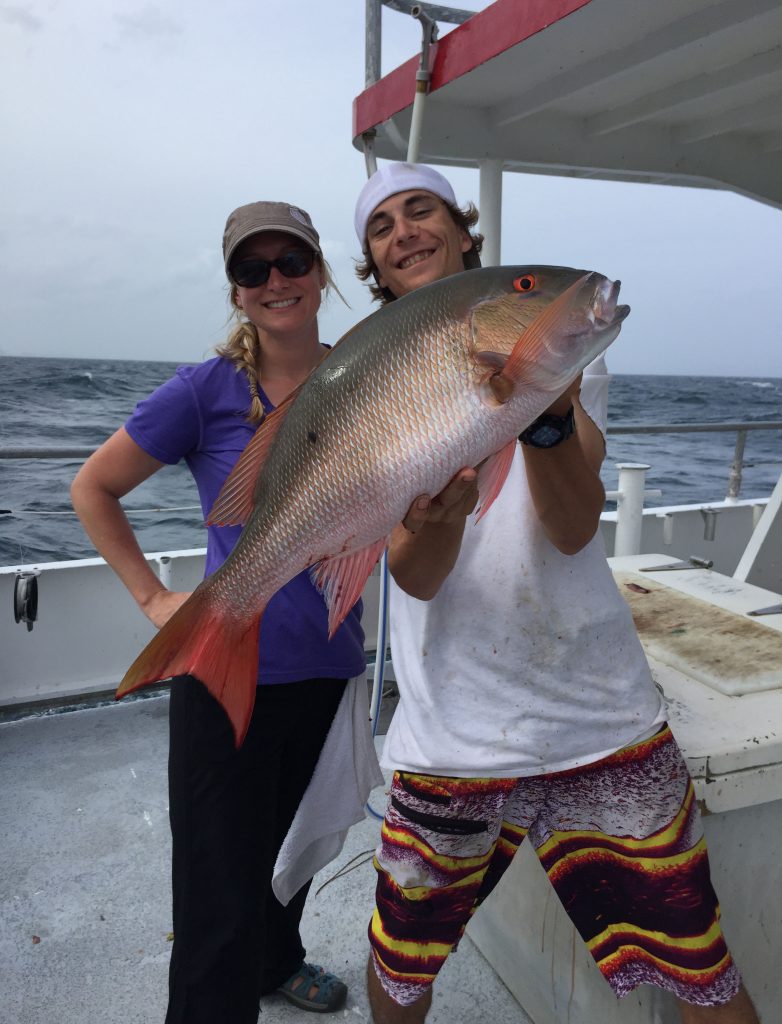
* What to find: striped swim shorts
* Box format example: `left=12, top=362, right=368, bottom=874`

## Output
left=369, top=725, right=741, bottom=1007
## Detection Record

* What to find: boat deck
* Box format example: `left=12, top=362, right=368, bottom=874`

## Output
left=0, top=695, right=528, bottom=1024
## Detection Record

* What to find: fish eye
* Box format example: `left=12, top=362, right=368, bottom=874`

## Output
left=513, top=274, right=536, bottom=293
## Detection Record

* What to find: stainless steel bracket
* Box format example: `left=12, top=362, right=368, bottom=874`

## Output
left=639, top=556, right=714, bottom=572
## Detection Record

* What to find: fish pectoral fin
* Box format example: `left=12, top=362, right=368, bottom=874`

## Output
left=310, top=538, right=388, bottom=639
left=486, top=274, right=594, bottom=398
left=207, top=385, right=303, bottom=526
left=475, top=441, right=516, bottom=522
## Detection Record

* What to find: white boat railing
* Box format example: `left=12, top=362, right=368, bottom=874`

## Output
left=2, top=423, right=781, bottom=559
left=601, top=421, right=782, bottom=562
left=606, top=421, right=782, bottom=501
left=3, top=421, right=780, bottom=504
left=2, top=421, right=780, bottom=711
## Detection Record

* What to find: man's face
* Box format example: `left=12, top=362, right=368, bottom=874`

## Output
left=365, top=189, right=472, bottom=298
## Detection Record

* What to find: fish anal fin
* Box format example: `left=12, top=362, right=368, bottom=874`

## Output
left=311, top=538, right=388, bottom=639
left=475, top=441, right=516, bottom=522
left=208, top=385, right=302, bottom=527
left=116, top=585, right=263, bottom=748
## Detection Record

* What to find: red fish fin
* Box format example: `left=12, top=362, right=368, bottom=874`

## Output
left=207, top=385, right=303, bottom=526
left=116, top=586, right=263, bottom=747
left=475, top=440, right=516, bottom=522
left=310, top=538, right=387, bottom=639
left=475, top=274, right=592, bottom=402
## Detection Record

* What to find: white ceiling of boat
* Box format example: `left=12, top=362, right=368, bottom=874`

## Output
left=354, top=0, right=782, bottom=209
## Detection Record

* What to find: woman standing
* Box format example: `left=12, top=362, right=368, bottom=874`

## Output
left=71, top=202, right=364, bottom=1021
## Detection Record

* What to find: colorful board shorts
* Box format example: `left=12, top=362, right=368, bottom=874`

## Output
left=369, top=725, right=741, bottom=1007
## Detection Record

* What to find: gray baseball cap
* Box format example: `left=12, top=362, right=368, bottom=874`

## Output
left=222, top=201, right=322, bottom=273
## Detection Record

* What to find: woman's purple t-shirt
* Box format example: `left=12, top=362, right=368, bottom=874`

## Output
left=125, top=356, right=366, bottom=685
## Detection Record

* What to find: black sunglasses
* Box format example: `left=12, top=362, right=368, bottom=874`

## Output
left=230, top=250, right=316, bottom=288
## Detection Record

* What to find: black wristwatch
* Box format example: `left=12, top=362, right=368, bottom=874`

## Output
left=519, top=405, right=576, bottom=449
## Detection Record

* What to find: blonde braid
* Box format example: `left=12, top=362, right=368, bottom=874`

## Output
left=215, top=287, right=266, bottom=424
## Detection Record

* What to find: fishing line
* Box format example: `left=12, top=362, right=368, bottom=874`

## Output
left=0, top=505, right=202, bottom=517
left=314, top=848, right=377, bottom=897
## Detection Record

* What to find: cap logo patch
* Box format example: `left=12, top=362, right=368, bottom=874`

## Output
left=289, top=206, right=310, bottom=226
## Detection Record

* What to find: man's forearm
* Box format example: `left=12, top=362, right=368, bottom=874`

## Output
left=387, top=519, right=467, bottom=600
left=521, top=396, right=606, bottom=554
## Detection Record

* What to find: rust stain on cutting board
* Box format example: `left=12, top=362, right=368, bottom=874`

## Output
left=614, top=571, right=782, bottom=696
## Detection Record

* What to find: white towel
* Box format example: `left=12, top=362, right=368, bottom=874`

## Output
left=272, top=676, right=385, bottom=906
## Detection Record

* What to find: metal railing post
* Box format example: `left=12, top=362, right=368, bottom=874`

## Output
left=366, top=0, right=382, bottom=86
left=157, top=555, right=173, bottom=589
left=725, top=428, right=747, bottom=504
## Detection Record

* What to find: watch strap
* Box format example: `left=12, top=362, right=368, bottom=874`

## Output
left=518, top=405, right=576, bottom=448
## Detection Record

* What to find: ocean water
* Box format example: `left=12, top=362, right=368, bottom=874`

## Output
left=1, top=356, right=780, bottom=566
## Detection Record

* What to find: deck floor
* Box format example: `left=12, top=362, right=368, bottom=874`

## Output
left=0, top=695, right=529, bottom=1024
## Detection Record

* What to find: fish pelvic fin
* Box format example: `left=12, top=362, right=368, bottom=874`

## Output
left=311, top=538, right=388, bottom=640
left=475, top=440, right=517, bottom=522
left=207, top=385, right=303, bottom=527
left=116, top=585, right=263, bottom=748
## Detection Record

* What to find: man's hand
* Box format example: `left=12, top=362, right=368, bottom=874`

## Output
left=401, top=468, right=479, bottom=533
left=390, top=468, right=480, bottom=600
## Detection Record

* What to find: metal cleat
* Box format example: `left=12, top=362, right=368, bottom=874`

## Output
left=747, top=603, right=782, bottom=617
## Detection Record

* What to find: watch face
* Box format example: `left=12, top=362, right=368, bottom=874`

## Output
left=530, top=423, right=564, bottom=447
left=519, top=407, right=575, bottom=448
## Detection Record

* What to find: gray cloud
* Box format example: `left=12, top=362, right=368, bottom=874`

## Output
left=0, top=4, right=43, bottom=31
left=114, top=4, right=182, bottom=43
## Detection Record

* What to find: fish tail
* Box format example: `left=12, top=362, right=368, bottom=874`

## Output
left=116, top=586, right=263, bottom=748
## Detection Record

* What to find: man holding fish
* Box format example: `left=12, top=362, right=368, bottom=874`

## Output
left=354, top=163, right=758, bottom=1024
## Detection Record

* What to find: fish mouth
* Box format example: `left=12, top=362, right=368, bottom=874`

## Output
left=588, top=274, right=629, bottom=328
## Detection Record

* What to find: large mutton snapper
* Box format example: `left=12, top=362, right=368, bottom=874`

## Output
left=117, top=265, right=629, bottom=745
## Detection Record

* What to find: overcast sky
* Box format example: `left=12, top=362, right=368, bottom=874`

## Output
left=1, top=0, right=780, bottom=377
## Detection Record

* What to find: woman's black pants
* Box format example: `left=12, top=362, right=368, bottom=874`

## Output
left=164, top=675, right=347, bottom=1024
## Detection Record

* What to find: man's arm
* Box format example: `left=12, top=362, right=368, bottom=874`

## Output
left=520, top=375, right=606, bottom=555
left=387, top=470, right=479, bottom=600
left=389, top=372, right=606, bottom=598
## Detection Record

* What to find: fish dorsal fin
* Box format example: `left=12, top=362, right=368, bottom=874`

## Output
left=475, top=440, right=517, bottom=522
left=310, top=538, right=388, bottom=639
left=207, top=385, right=302, bottom=527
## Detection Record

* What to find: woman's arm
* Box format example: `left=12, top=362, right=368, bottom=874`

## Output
left=70, top=427, right=191, bottom=628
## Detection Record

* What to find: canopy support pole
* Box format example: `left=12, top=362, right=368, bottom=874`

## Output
left=479, top=159, right=503, bottom=266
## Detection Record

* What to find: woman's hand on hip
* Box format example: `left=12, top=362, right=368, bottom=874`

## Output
left=143, top=590, right=192, bottom=629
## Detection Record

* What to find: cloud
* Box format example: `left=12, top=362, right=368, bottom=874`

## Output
left=114, top=4, right=182, bottom=43
left=0, top=4, right=43, bottom=31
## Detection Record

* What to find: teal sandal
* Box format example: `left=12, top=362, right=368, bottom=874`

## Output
left=277, top=962, right=348, bottom=1013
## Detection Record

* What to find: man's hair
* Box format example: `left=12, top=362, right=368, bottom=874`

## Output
left=355, top=199, right=484, bottom=305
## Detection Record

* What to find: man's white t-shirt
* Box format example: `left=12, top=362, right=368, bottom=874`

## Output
left=383, top=357, right=666, bottom=778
